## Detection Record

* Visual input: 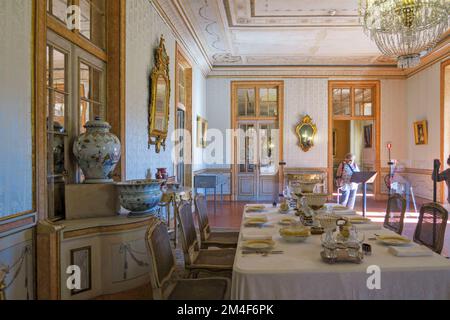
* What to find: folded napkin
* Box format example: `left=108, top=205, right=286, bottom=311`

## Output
left=388, top=245, right=433, bottom=257
left=242, top=229, right=273, bottom=241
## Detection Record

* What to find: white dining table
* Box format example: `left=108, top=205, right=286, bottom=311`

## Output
left=231, top=204, right=450, bottom=300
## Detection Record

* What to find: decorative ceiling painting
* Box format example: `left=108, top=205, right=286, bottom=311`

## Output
left=154, top=0, right=408, bottom=67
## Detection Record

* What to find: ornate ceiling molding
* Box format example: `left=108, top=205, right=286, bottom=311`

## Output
left=225, top=0, right=361, bottom=28
left=207, top=65, right=407, bottom=78
left=152, top=0, right=449, bottom=77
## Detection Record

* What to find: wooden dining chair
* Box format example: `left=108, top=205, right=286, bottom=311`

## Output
left=145, top=218, right=231, bottom=300
left=176, top=200, right=235, bottom=277
left=383, top=193, right=407, bottom=235
left=195, top=194, right=239, bottom=249
left=414, top=203, right=448, bottom=254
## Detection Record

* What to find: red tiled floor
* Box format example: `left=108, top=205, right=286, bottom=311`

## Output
left=205, top=195, right=450, bottom=257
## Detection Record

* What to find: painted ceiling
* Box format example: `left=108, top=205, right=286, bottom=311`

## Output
left=155, top=0, right=398, bottom=68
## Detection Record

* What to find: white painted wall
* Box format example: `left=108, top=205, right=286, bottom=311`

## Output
left=445, top=66, right=450, bottom=202
left=381, top=80, right=408, bottom=165
left=402, top=61, right=447, bottom=200
left=284, top=79, right=329, bottom=167
left=125, top=0, right=207, bottom=180
left=192, top=67, right=208, bottom=172
left=205, top=77, right=233, bottom=168
left=0, top=0, right=33, bottom=217
left=406, top=63, right=441, bottom=170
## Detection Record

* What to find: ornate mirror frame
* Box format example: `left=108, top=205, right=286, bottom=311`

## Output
left=295, top=115, right=317, bottom=152
left=149, top=36, right=171, bottom=153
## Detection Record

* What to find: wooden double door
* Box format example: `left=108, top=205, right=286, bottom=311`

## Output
left=236, top=120, right=279, bottom=201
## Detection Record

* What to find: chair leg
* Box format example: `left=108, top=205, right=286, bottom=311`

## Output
left=410, top=187, right=418, bottom=214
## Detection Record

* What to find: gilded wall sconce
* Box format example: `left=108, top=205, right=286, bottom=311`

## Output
left=295, top=115, right=317, bottom=152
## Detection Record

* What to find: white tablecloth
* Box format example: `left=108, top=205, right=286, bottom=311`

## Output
left=232, top=205, right=450, bottom=300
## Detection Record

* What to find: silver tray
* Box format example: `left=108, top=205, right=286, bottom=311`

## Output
left=320, top=248, right=364, bottom=264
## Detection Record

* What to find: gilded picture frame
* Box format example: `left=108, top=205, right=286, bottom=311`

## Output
left=197, top=116, right=208, bottom=148
left=414, top=120, right=428, bottom=145
left=295, top=115, right=317, bottom=152
left=149, top=36, right=171, bottom=153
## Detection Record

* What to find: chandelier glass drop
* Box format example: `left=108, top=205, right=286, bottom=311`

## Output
left=359, top=0, right=449, bottom=69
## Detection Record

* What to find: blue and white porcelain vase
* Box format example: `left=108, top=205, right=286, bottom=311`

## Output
left=73, top=118, right=121, bottom=184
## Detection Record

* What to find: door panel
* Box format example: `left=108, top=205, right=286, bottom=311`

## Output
left=236, top=121, right=278, bottom=201
left=238, top=176, right=256, bottom=199
left=259, top=176, right=276, bottom=200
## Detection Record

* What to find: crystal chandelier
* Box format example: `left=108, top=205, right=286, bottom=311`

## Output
left=359, top=0, right=449, bottom=69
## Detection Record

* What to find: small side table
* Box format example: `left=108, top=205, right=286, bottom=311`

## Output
left=194, top=174, right=226, bottom=212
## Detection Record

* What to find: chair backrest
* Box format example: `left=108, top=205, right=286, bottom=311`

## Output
left=384, top=193, right=406, bottom=234
left=145, top=218, right=176, bottom=299
left=176, top=200, right=199, bottom=265
left=195, top=194, right=211, bottom=241
left=414, top=203, right=448, bottom=254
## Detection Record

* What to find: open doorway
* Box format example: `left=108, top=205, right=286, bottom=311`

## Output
left=328, top=81, right=381, bottom=201
left=333, top=119, right=376, bottom=195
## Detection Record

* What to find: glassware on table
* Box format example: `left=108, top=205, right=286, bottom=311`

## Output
left=345, top=227, right=365, bottom=258
left=321, top=229, right=338, bottom=259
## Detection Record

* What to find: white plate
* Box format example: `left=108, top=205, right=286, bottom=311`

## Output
left=280, top=235, right=309, bottom=243
left=244, top=218, right=268, bottom=226
left=242, top=240, right=275, bottom=250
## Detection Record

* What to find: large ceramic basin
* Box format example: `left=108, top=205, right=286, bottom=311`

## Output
left=115, top=180, right=165, bottom=217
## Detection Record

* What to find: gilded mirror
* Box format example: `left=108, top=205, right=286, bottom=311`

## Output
left=295, top=115, right=317, bottom=152
left=197, top=116, right=208, bottom=148
left=149, top=36, right=170, bottom=153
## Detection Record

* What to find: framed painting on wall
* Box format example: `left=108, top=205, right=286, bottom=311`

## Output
left=364, top=124, right=373, bottom=148
left=414, top=120, right=428, bottom=145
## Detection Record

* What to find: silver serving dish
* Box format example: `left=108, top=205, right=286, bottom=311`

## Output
left=321, top=243, right=364, bottom=264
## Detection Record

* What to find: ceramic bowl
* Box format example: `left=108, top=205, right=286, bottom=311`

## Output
left=299, top=193, right=329, bottom=210
left=115, top=180, right=165, bottom=217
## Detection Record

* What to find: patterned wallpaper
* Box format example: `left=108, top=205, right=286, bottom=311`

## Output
left=0, top=0, right=33, bottom=217
left=126, top=0, right=207, bottom=180
left=406, top=63, right=441, bottom=170
left=284, top=78, right=329, bottom=168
